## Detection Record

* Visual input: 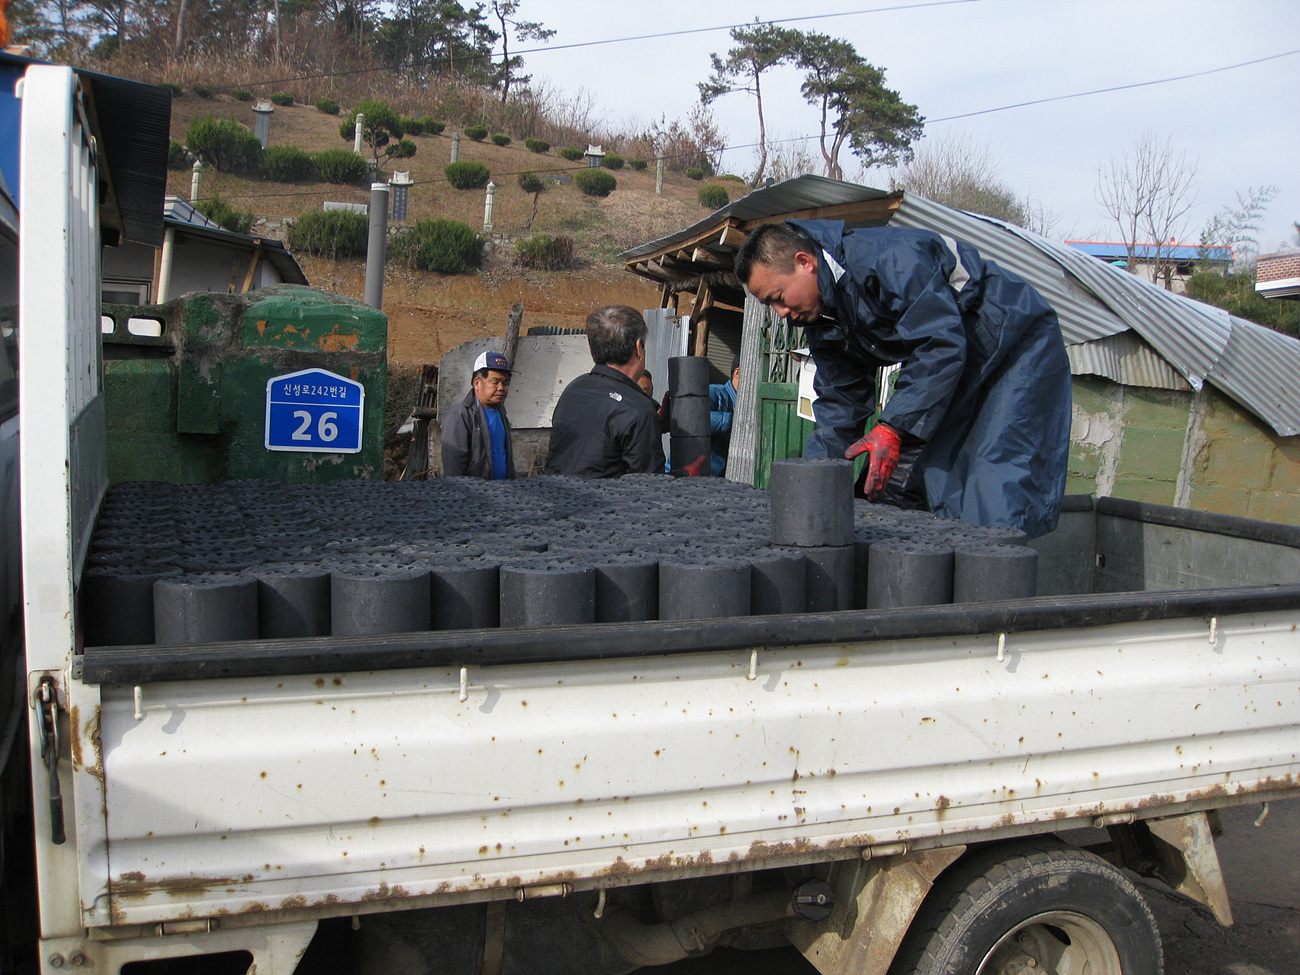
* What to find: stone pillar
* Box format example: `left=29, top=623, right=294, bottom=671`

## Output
left=353, top=114, right=365, bottom=155
left=364, top=183, right=389, bottom=309
left=483, top=181, right=496, bottom=234
left=253, top=100, right=273, bottom=148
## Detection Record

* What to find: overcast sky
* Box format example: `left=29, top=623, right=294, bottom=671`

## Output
left=513, top=0, right=1299, bottom=255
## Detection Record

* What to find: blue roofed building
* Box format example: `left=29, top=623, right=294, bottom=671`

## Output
left=1066, top=240, right=1232, bottom=293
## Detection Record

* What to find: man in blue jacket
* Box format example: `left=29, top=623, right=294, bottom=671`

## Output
left=734, top=220, right=1070, bottom=538
left=440, top=350, right=516, bottom=479
left=708, top=355, right=740, bottom=477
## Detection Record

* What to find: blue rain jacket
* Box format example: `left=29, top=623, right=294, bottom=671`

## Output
left=791, top=219, right=1071, bottom=538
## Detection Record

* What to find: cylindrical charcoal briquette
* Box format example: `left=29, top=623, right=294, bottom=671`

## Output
left=82, top=564, right=181, bottom=646
left=500, top=562, right=595, bottom=628
left=803, top=544, right=855, bottom=612
left=953, top=544, right=1038, bottom=603
left=153, top=572, right=259, bottom=645
left=669, top=395, right=711, bottom=440
left=866, top=540, right=954, bottom=609
left=591, top=554, right=659, bottom=622
left=747, top=548, right=806, bottom=615
left=668, top=355, right=710, bottom=396
left=769, top=459, right=854, bottom=548
left=256, top=564, right=332, bottom=638
left=670, top=436, right=711, bottom=473
left=331, top=565, right=431, bottom=636
left=430, top=559, right=501, bottom=630
left=659, top=557, right=751, bottom=620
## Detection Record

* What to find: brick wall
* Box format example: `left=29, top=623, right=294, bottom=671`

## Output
left=1258, top=252, right=1300, bottom=283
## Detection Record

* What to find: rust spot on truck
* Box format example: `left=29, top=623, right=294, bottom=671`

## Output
left=361, top=883, right=410, bottom=902
left=111, top=872, right=256, bottom=897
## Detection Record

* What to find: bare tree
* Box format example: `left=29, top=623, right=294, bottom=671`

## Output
left=763, top=136, right=818, bottom=183
left=1096, top=131, right=1199, bottom=289
left=890, top=133, right=1058, bottom=235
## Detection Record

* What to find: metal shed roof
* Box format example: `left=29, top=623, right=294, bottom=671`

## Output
left=620, top=175, right=1300, bottom=437
left=164, top=196, right=308, bottom=286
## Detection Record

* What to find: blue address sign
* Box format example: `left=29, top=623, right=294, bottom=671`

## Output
left=264, top=368, right=365, bottom=454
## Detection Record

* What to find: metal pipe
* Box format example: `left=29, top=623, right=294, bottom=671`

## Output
left=156, top=226, right=176, bottom=303
left=363, top=182, right=389, bottom=309
left=596, top=888, right=792, bottom=967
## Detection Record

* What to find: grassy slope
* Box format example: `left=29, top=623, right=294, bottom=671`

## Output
left=169, top=94, right=713, bottom=263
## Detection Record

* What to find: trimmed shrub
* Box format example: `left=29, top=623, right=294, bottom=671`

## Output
left=464, top=125, right=488, bottom=141
left=517, top=171, right=544, bottom=194
left=718, top=173, right=745, bottom=183
left=185, top=115, right=262, bottom=172
left=603, top=152, right=624, bottom=171
left=445, top=160, right=490, bottom=189
left=390, top=218, right=482, bottom=274
left=316, top=98, right=340, bottom=115
left=400, top=116, right=424, bottom=136
left=167, top=140, right=190, bottom=170
left=260, top=144, right=316, bottom=182
left=312, top=148, right=368, bottom=185
left=490, top=133, right=511, bottom=146
left=287, top=209, right=369, bottom=259
left=698, top=184, right=729, bottom=210
left=231, top=89, right=253, bottom=102
left=559, top=147, right=583, bottom=161
left=421, top=118, right=446, bottom=135
left=685, top=167, right=704, bottom=181
left=194, top=196, right=255, bottom=235
left=630, top=158, right=647, bottom=171
left=192, top=85, right=213, bottom=99
left=270, top=93, right=295, bottom=107
left=160, top=83, right=183, bottom=97
left=524, top=138, right=550, bottom=154
left=574, top=169, right=617, bottom=197
left=515, top=234, right=576, bottom=270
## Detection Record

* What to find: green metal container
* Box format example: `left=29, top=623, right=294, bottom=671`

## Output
left=102, top=285, right=388, bottom=485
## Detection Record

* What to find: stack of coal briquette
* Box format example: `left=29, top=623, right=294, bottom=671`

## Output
left=81, top=464, right=1037, bottom=646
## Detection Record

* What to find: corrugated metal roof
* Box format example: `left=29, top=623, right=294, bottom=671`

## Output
left=621, top=175, right=1300, bottom=437
left=0, top=52, right=170, bottom=247
left=620, top=176, right=896, bottom=261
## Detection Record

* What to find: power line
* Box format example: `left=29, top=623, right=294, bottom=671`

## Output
left=928, top=48, right=1300, bottom=123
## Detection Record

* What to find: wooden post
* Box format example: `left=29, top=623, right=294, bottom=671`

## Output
left=691, top=276, right=713, bottom=358
left=504, top=302, right=523, bottom=367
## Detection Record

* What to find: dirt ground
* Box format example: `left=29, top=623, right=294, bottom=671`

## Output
left=298, top=252, right=661, bottom=366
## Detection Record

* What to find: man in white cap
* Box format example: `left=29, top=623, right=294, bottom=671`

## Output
left=440, top=350, right=516, bottom=479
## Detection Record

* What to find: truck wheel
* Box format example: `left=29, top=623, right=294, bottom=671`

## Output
left=890, top=840, right=1162, bottom=975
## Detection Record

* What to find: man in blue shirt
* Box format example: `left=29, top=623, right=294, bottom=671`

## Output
left=708, top=355, right=740, bottom=477
left=440, top=350, right=516, bottom=479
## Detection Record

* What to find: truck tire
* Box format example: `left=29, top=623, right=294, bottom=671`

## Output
left=890, top=840, right=1162, bottom=975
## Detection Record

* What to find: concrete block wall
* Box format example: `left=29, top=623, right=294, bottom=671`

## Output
left=1066, top=374, right=1300, bottom=523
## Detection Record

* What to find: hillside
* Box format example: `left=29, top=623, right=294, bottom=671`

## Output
left=168, top=94, right=719, bottom=364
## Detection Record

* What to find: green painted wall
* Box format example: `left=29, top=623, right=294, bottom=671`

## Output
left=103, top=285, right=388, bottom=485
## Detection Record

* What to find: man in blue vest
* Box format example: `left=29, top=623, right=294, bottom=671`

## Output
left=440, top=350, right=516, bottom=479
left=735, top=220, right=1070, bottom=537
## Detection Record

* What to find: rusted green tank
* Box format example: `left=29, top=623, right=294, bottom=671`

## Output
left=102, top=285, right=387, bottom=484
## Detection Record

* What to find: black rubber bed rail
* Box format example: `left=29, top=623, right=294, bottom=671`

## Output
left=1096, top=496, right=1300, bottom=549
left=79, top=584, right=1300, bottom=686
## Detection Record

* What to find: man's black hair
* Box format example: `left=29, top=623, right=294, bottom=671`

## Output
left=733, top=223, right=819, bottom=286
left=585, top=305, right=647, bottom=366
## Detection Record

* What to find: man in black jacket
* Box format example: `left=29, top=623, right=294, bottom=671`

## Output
left=544, top=306, right=666, bottom=478
left=440, top=350, right=516, bottom=479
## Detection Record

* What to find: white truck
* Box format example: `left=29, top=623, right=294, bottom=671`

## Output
left=3, top=60, right=1299, bottom=975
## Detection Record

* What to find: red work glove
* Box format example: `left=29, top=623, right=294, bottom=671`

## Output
left=658, top=392, right=672, bottom=425
left=682, top=454, right=707, bottom=477
left=845, top=423, right=901, bottom=501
